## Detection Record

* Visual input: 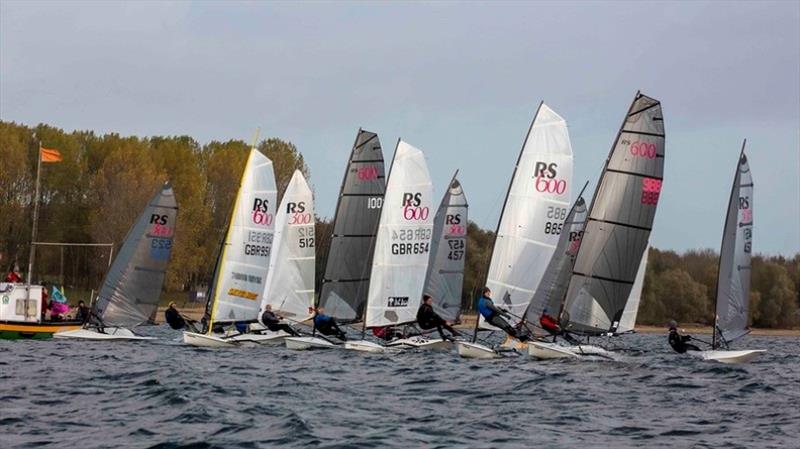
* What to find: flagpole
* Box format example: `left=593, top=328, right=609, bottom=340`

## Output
left=27, top=142, right=43, bottom=285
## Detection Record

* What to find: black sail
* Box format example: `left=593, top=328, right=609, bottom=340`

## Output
left=318, top=129, right=386, bottom=322
left=562, top=92, right=665, bottom=335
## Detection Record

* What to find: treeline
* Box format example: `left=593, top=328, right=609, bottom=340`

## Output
left=0, top=121, right=308, bottom=291
left=1, top=122, right=798, bottom=329
left=639, top=249, right=800, bottom=329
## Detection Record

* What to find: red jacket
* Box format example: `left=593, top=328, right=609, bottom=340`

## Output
left=540, top=314, right=560, bottom=332
left=5, top=271, right=22, bottom=283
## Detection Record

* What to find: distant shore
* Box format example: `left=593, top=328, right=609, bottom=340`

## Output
left=162, top=306, right=800, bottom=337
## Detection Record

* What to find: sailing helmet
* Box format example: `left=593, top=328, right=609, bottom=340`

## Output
left=668, top=320, right=677, bottom=330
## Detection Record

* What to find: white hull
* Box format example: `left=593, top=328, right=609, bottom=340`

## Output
left=387, top=336, right=452, bottom=351
left=455, top=341, right=501, bottom=359
left=695, top=349, right=765, bottom=364
left=228, top=330, right=289, bottom=345
left=284, top=336, right=337, bottom=350
left=344, top=339, right=386, bottom=353
left=528, top=342, right=615, bottom=360
left=183, top=331, right=239, bottom=348
left=53, top=327, right=154, bottom=341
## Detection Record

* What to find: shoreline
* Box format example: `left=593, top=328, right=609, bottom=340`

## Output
left=161, top=307, right=800, bottom=337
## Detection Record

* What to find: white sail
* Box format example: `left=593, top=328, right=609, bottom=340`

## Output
left=262, top=170, right=315, bottom=320
left=365, top=140, right=435, bottom=328
left=617, top=245, right=649, bottom=333
left=481, top=103, right=573, bottom=329
left=208, top=149, right=277, bottom=325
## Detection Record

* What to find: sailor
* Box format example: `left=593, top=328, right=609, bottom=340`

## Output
left=313, top=307, right=347, bottom=341
left=416, top=294, right=458, bottom=341
left=164, top=302, right=187, bottom=330
left=668, top=320, right=701, bottom=353
left=260, top=304, right=300, bottom=336
left=4, top=266, right=22, bottom=283
left=477, top=287, right=528, bottom=342
left=74, top=300, right=90, bottom=324
left=539, top=309, right=579, bottom=345
left=372, top=326, right=403, bottom=342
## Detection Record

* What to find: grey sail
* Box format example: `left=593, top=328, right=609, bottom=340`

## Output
left=93, top=182, right=178, bottom=328
left=318, top=129, right=386, bottom=322
left=562, top=92, right=665, bottom=335
left=523, top=193, right=588, bottom=329
left=422, top=173, right=469, bottom=322
left=714, top=145, right=753, bottom=346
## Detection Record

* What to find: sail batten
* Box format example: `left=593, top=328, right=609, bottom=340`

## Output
left=562, top=92, right=665, bottom=335
left=93, top=182, right=178, bottom=328
left=480, top=102, right=574, bottom=329
left=318, top=130, right=386, bottom=322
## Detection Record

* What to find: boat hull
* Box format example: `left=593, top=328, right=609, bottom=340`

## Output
left=455, top=341, right=501, bottom=359
left=387, top=336, right=452, bottom=351
left=228, top=331, right=289, bottom=345
left=528, top=342, right=614, bottom=359
left=344, top=339, right=386, bottom=353
left=695, top=349, right=765, bottom=364
left=284, top=336, right=337, bottom=350
left=0, top=320, right=83, bottom=340
left=183, top=331, right=239, bottom=348
left=54, top=327, right=153, bottom=341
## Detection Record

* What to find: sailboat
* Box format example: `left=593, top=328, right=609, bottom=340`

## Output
left=695, top=143, right=764, bottom=364
left=529, top=91, right=665, bottom=359
left=241, top=170, right=315, bottom=345
left=183, top=148, right=277, bottom=347
left=456, top=102, right=573, bottom=358
left=344, top=140, right=435, bottom=353
left=285, top=129, right=386, bottom=350
left=54, top=182, right=178, bottom=340
left=388, top=171, right=468, bottom=350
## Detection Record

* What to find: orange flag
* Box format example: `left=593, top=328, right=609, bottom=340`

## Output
left=40, top=148, right=62, bottom=163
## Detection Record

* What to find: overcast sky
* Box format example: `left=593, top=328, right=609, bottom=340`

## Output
left=2, top=1, right=798, bottom=255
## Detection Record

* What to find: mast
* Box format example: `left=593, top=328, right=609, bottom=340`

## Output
left=712, top=139, right=748, bottom=349
left=471, top=102, right=545, bottom=343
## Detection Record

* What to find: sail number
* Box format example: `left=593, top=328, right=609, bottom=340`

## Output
left=641, top=178, right=662, bottom=205
left=544, top=222, right=564, bottom=235
left=546, top=206, right=567, bottom=220
left=447, top=238, right=465, bottom=260
left=367, top=197, right=383, bottom=209
left=298, top=226, right=315, bottom=248
left=391, top=227, right=431, bottom=255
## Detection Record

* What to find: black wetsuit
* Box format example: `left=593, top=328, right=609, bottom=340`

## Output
left=261, top=310, right=299, bottom=336
left=314, top=314, right=347, bottom=341
left=668, top=328, right=701, bottom=353
left=416, top=303, right=457, bottom=340
left=164, top=307, right=186, bottom=330
left=75, top=305, right=90, bottom=324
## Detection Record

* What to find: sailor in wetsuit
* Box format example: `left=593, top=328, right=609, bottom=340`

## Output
left=416, top=294, right=459, bottom=341
left=668, top=320, right=701, bottom=353
left=313, top=307, right=347, bottom=341
left=164, top=302, right=187, bottom=330
left=477, top=287, right=528, bottom=342
left=260, top=304, right=300, bottom=336
left=539, top=309, right=579, bottom=345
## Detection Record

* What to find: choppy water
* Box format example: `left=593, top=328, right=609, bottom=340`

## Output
left=1, top=328, right=798, bottom=448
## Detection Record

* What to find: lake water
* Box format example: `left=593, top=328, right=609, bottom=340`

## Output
left=1, top=328, right=798, bottom=448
